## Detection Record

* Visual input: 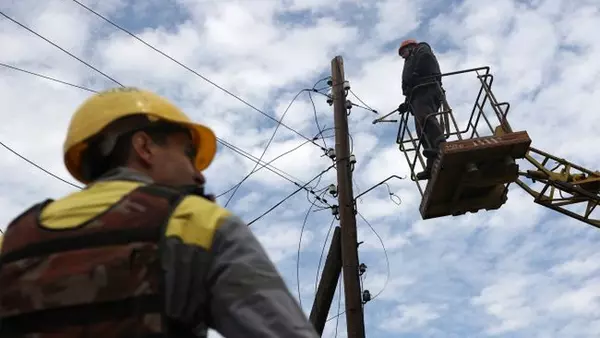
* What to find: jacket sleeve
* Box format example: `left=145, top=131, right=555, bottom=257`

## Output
left=206, top=215, right=319, bottom=338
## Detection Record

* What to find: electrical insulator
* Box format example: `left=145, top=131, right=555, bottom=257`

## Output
left=326, top=148, right=336, bottom=159
left=345, top=100, right=352, bottom=109
left=328, top=184, right=338, bottom=196
left=343, top=80, right=350, bottom=90
left=331, top=205, right=339, bottom=216
left=359, top=263, right=367, bottom=275
left=349, top=154, right=357, bottom=165
left=327, top=79, right=333, bottom=86
left=362, top=290, right=371, bottom=303
left=326, top=95, right=333, bottom=106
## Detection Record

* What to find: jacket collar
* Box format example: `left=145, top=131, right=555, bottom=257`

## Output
left=94, top=167, right=154, bottom=184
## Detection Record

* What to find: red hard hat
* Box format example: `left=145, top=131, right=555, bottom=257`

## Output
left=398, top=39, right=417, bottom=55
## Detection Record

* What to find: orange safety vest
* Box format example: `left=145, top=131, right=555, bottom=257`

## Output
left=0, top=184, right=188, bottom=337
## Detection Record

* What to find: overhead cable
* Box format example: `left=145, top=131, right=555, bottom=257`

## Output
left=65, top=0, right=322, bottom=148
left=0, top=11, right=123, bottom=87
left=224, top=88, right=325, bottom=207
left=247, top=160, right=340, bottom=226
left=0, top=63, right=315, bottom=196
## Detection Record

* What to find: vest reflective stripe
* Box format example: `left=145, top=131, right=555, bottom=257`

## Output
left=0, top=184, right=186, bottom=337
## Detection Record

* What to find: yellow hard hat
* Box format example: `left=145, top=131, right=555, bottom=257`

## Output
left=63, top=87, right=217, bottom=184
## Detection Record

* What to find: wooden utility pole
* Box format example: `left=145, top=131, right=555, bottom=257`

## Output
left=331, top=55, right=366, bottom=338
left=309, top=226, right=342, bottom=335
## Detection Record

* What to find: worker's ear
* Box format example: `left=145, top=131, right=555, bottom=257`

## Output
left=130, top=131, right=160, bottom=166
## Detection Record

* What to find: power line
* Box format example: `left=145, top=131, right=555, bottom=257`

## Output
left=218, top=127, right=334, bottom=198
left=217, top=139, right=305, bottom=190
left=334, top=279, right=342, bottom=337
left=296, top=201, right=316, bottom=309
left=0, top=63, right=98, bottom=93
left=1, top=11, right=330, bottom=198
left=224, top=88, right=323, bottom=207
left=348, top=88, right=377, bottom=114
left=324, top=211, right=391, bottom=324
left=66, top=0, right=322, bottom=148
left=0, top=62, right=315, bottom=195
left=308, top=91, right=328, bottom=150
left=3, top=7, right=320, bottom=168
left=247, top=161, right=339, bottom=226
left=0, top=140, right=82, bottom=189
left=356, top=211, right=389, bottom=300
left=314, top=217, right=337, bottom=292
left=0, top=11, right=123, bottom=87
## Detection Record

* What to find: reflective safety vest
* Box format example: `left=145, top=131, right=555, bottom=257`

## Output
left=0, top=184, right=189, bottom=337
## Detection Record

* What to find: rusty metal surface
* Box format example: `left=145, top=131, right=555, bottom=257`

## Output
left=419, top=131, right=532, bottom=219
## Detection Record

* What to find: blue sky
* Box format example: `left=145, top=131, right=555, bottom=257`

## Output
left=1, top=0, right=600, bottom=337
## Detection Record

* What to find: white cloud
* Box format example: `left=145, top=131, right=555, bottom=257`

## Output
left=1, top=0, right=600, bottom=337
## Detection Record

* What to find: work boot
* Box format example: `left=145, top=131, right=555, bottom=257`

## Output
left=416, top=157, right=435, bottom=181
left=422, top=148, right=438, bottom=159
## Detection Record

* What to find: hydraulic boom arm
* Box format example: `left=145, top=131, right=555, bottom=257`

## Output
left=515, top=147, right=600, bottom=228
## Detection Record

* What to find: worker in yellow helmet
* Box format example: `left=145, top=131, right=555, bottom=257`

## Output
left=0, top=87, right=319, bottom=337
left=398, top=39, right=446, bottom=180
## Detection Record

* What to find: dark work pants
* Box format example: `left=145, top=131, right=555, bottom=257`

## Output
left=410, top=86, right=444, bottom=160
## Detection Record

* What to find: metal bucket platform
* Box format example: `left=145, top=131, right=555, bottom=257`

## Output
left=419, top=131, right=532, bottom=219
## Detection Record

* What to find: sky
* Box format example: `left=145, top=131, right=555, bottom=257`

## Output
left=1, top=0, right=600, bottom=337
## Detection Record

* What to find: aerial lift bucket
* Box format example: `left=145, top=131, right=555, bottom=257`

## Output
left=391, top=67, right=532, bottom=219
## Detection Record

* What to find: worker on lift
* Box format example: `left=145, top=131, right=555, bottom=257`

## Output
left=397, top=39, right=446, bottom=180
left=0, top=88, right=319, bottom=338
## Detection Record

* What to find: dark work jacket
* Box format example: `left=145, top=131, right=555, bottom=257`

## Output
left=402, top=42, right=443, bottom=97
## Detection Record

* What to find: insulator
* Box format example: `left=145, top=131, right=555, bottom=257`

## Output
left=326, top=148, right=336, bottom=159
left=349, top=154, right=356, bottom=164
left=328, top=184, right=338, bottom=196
left=359, top=263, right=367, bottom=274
left=343, top=80, right=350, bottom=90
left=331, top=205, right=339, bottom=216
left=345, top=100, right=352, bottom=109
left=362, top=290, right=371, bottom=303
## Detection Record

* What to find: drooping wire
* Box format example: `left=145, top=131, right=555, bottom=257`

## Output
left=308, top=91, right=327, bottom=150
left=356, top=211, right=389, bottom=300
left=348, top=88, right=378, bottom=114
left=217, top=130, right=333, bottom=198
left=224, top=89, right=326, bottom=207
left=296, top=201, right=316, bottom=309
left=383, top=183, right=402, bottom=205
left=334, top=279, right=342, bottom=337
left=247, top=159, right=343, bottom=226
left=324, top=212, right=391, bottom=323
left=305, top=188, right=330, bottom=211
left=314, top=217, right=336, bottom=293
left=66, top=0, right=322, bottom=148
left=217, top=138, right=304, bottom=186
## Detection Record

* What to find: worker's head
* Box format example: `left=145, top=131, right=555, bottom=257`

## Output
left=398, top=39, right=418, bottom=59
left=63, top=87, right=217, bottom=187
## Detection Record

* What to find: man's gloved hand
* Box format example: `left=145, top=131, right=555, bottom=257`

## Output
left=398, top=102, right=409, bottom=113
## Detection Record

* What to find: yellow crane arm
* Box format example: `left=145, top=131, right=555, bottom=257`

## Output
left=514, top=147, right=600, bottom=228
